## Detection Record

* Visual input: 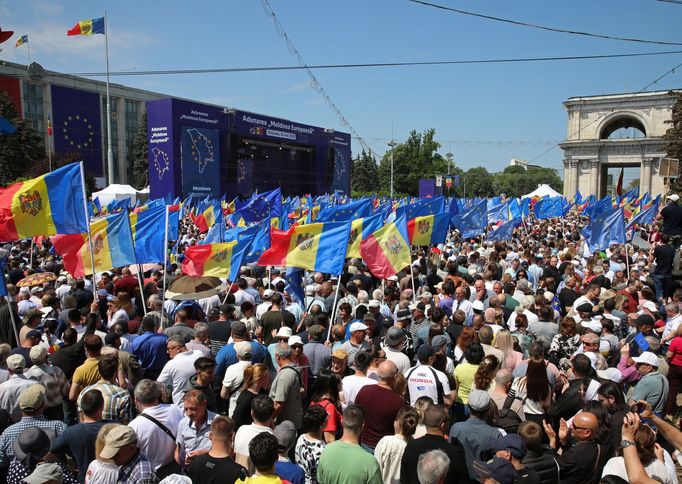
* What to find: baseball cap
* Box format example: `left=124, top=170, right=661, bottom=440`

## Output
left=18, top=384, right=46, bottom=412
left=410, top=302, right=426, bottom=312
left=263, top=289, right=275, bottom=299
left=274, top=420, right=297, bottom=451
left=468, top=389, right=491, bottom=412
left=231, top=321, right=248, bottom=339
left=385, top=327, right=404, bottom=346
left=7, top=354, right=26, bottom=373
left=667, top=194, right=680, bottom=202
left=234, top=341, right=253, bottom=359
left=12, top=427, right=55, bottom=461
left=30, top=286, right=43, bottom=295
left=99, top=425, right=138, bottom=459
left=275, top=326, right=293, bottom=339
left=57, top=275, right=67, bottom=283
left=288, top=335, right=304, bottom=347
left=387, top=275, right=399, bottom=282
left=582, top=320, right=602, bottom=334
left=368, top=300, right=380, bottom=308
left=473, top=456, right=519, bottom=484
left=23, top=463, right=64, bottom=484
left=416, top=344, right=434, bottom=362
left=97, top=288, right=109, bottom=298
left=576, top=303, right=593, bottom=313
left=489, top=434, right=527, bottom=459
left=597, top=367, right=623, bottom=383
left=632, top=351, right=659, bottom=367
left=472, top=300, right=485, bottom=313
left=641, top=300, right=657, bottom=312
left=396, top=309, right=412, bottom=322
left=349, top=322, right=368, bottom=333
left=431, top=335, right=448, bottom=349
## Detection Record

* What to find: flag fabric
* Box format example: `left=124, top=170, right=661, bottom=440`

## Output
left=407, top=213, right=450, bottom=246
left=626, top=200, right=659, bottom=230
left=585, top=208, right=626, bottom=253
left=0, top=163, right=88, bottom=242
left=194, top=202, right=220, bottom=234
left=451, top=199, right=487, bottom=239
left=487, top=200, right=511, bottom=224
left=181, top=241, right=248, bottom=280
left=67, top=17, right=105, bottom=36
left=616, top=167, right=624, bottom=197
left=51, top=212, right=136, bottom=278
left=242, top=223, right=271, bottom=264
left=360, top=215, right=412, bottom=279
left=284, top=267, right=305, bottom=307
left=258, top=221, right=351, bottom=274
left=395, top=196, right=445, bottom=221
left=0, top=257, right=7, bottom=297
left=533, top=197, right=564, bottom=219
left=129, top=206, right=166, bottom=264
left=15, top=35, right=27, bottom=47
left=234, top=188, right=282, bottom=224
left=488, top=219, right=519, bottom=242
left=346, top=214, right=383, bottom=259
left=316, top=198, right=372, bottom=222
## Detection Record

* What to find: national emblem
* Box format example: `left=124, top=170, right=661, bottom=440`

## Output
left=18, top=191, right=43, bottom=216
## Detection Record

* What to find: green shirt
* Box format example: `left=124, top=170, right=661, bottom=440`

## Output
left=317, top=441, right=382, bottom=484
left=453, top=362, right=479, bottom=404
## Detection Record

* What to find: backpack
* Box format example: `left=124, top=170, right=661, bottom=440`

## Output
left=497, top=395, right=523, bottom=434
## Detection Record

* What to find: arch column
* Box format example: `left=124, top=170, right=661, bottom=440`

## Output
left=640, top=158, right=654, bottom=195
left=589, top=159, right=600, bottom=197
left=571, top=160, right=580, bottom=197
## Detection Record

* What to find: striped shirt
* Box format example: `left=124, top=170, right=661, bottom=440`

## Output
left=78, top=380, right=132, bottom=423
left=118, top=451, right=157, bottom=484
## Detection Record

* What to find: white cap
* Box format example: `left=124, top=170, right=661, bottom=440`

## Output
left=596, top=367, right=623, bottom=383
left=275, top=326, right=293, bottom=339
left=632, top=351, right=659, bottom=367
left=585, top=351, right=599, bottom=369
left=582, top=320, right=602, bottom=334
left=349, top=322, right=368, bottom=333
left=368, top=300, right=380, bottom=308
left=387, top=275, right=398, bottom=282
left=472, top=300, right=485, bottom=312
left=641, top=300, right=657, bottom=312
left=272, top=277, right=285, bottom=286
left=288, top=335, right=303, bottom=346
left=263, top=289, right=275, bottom=298
left=667, top=194, right=680, bottom=202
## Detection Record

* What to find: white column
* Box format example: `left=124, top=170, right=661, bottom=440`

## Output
left=641, top=158, right=653, bottom=195
left=571, top=160, right=580, bottom=198
left=563, top=160, right=571, bottom=197
left=589, top=159, right=600, bottom=197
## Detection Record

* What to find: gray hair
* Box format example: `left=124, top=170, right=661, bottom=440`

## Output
left=494, top=368, right=514, bottom=387
left=193, top=322, right=209, bottom=337
left=275, top=343, right=292, bottom=359
left=134, top=379, right=160, bottom=405
left=645, top=336, right=661, bottom=352
left=0, top=343, right=11, bottom=365
left=168, top=335, right=186, bottom=347
left=417, top=449, right=450, bottom=484
left=666, top=303, right=679, bottom=315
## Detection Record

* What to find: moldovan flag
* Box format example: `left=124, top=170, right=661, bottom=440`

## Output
left=0, top=163, right=88, bottom=242
left=182, top=241, right=247, bottom=280
left=258, top=221, right=351, bottom=275
left=346, top=214, right=383, bottom=259
left=194, top=202, right=219, bottom=234
left=67, top=17, right=105, bottom=36
left=51, top=212, right=136, bottom=278
left=360, top=215, right=411, bottom=279
left=407, top=213, right=449, bottom=246
left=129, top=205, right=166, bottom=264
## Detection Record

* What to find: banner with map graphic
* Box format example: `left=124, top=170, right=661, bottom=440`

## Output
left=51, top=85, right=103, bottom=176
left=181, top=126, right=220, bottom=198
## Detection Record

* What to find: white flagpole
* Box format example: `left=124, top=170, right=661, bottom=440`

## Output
left=136, top=264, right=147, bottom=315
left=409, top=264, right=417, bottom=302
left=327, top=275, right=342, bottom=342
left=26, top=40, right=31, bottom=65
left=79, top=162, right=98, bottom=297
left=161, top=205, right=169, bottom=326
left=104, top=11, right=114, bottom=185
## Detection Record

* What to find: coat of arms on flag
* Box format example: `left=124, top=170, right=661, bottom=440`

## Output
left=417, top=219, right=431, bottom=235
left=295, top=232, right=314, bottom=251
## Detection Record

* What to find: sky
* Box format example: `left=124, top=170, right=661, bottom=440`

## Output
left=2, top=0, right=681, bottom=186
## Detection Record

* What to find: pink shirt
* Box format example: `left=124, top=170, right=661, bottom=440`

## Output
left=617, top=355, right=641, bottom=384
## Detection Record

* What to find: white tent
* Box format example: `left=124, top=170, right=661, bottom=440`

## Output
left=522, top=184, right=561, bottom=199
left=92, top=184, right=141, bottom=206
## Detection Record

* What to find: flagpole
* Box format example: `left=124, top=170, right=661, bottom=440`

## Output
left=79, top=162, right=98, bottom=297
left=161, top=205, right=169, bottom=327
left=26, top=40, right=31, bottom=65
left=1, top=263, right=21, bottom=347
left=409, top=264, right=417, bottom=302
left=104, top=10, right=114, bottom=185
left=625, top=243, right=631, bottom=279
left=136, top=264, right=147, bottom=315
left=327, top=275, right=342, bottom=342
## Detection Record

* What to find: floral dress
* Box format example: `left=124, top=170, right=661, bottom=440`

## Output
left=549, top=334, right=580, bottom=360
left=295, top=433, right=326, bottom=484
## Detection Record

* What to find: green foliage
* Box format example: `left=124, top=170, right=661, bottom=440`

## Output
left=0, top=92, right=44, bottom=185
left=131, top=111, right=148, bottom=189
left=491, top=165, right=562, bottom=198
left=351, top=150, right=378, bottom=193
left=27, top=153, right=97, bottom=196
left=625, top=178, right=640, bottom=192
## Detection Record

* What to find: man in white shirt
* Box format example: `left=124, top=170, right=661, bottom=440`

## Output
left=382, top=327, right=411, bottom=374
left=404, top=344, right=454, bottom=406
left=157, top=336, right=204, bottom=406
left=220, top=341, right=252, bottom=417
left=660, top=302, right=682, bottom=343
left=234, top=394, right=275, bottom=474
left=256, top=289, right=274, bottom=321
left=453, top=286, right=473, bottom=324
left=128, top=379, right=184, bottom=471
left=570, top=283, right=601, bottom=317
left=234, top=278, right=255, bottom=306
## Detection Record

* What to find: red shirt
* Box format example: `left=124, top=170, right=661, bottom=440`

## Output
left=114, top=275, right=139, bottom=296
left=311, top=399, right=342, bottom=437
left=355, top=384, right=405, bottom=448
left=617, top=289, right=639, bottom=314
left=668, top=336, right=682, bottom=366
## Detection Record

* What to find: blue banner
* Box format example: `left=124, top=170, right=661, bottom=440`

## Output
left=181, top=126, right=220, bottom=199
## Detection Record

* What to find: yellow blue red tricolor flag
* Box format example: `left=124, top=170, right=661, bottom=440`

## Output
left=258, top=221, right=351, bottom=274
left=182, top=241, right=248, bottom=280
left=346, top=214, right=383, bottom=259
left=0, top=163, right=88, bottom=242
left=15, top=35, right=28, bottom=47
left=67, top=17, right=105, bottom=36
left=407, top=213, right=449, bottom=246
left=360, top=215, right=412, bottom=279
left=51, top=211, right=136, bottom=278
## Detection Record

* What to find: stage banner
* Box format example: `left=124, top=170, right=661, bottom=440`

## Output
left=51, top=85, right=103, bottom=176
left=147, top=99, right=175, bottom=199
left=181, top=126, right=220, bottom=198
left=329, top=132, right=351, bottom=195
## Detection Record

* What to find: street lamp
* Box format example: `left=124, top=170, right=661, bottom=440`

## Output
left=388, top=139, right=397, bottom=198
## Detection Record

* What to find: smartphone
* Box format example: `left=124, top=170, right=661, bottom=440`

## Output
left=631, top=402, right=646, bottom=414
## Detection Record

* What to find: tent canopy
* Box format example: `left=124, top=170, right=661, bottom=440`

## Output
left=92, top=184, right=144, bottom=206
left=522, top=184, right=561, bottom=199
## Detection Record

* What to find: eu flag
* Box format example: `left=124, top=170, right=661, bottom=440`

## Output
left=488, top=219, right=519, bottom=242
left=533, top=197, right=564, bottom=219
left=585, top=208, right=626, bottom=253
left=451, top=199, right=487, bottom=239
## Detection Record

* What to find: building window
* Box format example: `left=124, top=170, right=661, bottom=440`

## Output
left=124, top=100, right=140, bottom=179
left=22, top=82, right=44, bottom=139
left=101, top=96, right=119, bottom=163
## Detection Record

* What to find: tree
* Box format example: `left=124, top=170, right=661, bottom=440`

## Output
left=351, top=150, right=378, bottom=193
left=461, top=167, right=494, bottom=197
left=377, top=129, right=448, bottom=195
left=131, top=111, right=148, bottom=189
left=625, top=178, right=640, bottom=192
left=0, top=92, right=44, bottom=185
left=664, top=90, right=682, bottom=163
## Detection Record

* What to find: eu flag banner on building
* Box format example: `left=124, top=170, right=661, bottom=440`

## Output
left=360, top=215, right=412, bottom=279
left=316, top=198, right=372, bottom=222
left=181, top=240, right=248, bottom=280
left=51, top=212, right=136, bottom=278
left=258, top=221, right=351, bottom=275
left=585, top=208, right=626, bottom=253
left=129, top=206, right=166, bottom=264
left=407, top=213, right=450, bottom=246
left=488, top=219, right=520, bottom=242
left=346, top=214, right=383, bottom=259
left=533, top=196, right=564, bottom=219
left=451, top=199, right=487, bottom=239
left=67, top=17, right=105, bottom=36
left=0, top=163, right=88, bottom=242
left=395, top=196, right=445, bottom=221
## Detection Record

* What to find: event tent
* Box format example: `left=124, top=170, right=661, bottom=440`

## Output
left=521, top=184, right=561, bottom=199
left=92, top=184, right=146, bottom=206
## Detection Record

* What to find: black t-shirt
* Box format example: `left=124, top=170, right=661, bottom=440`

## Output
left=653, top=244, right=676, bottom=275
left=559, top=288, right=579, bottom=314
left=400, top=434, right=467, bottom=484
left=187, top=453, right=247, bottom=484
left=661, top=203, right=682, bottom=236
left=516, top=465, right=542, bottom=484
left=50, top=420, right=108, bottom=482
left=261, top=310, right=284, bottom=345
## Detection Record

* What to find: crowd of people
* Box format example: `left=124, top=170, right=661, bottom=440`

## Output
left=0, top=195, right=681, bottom=483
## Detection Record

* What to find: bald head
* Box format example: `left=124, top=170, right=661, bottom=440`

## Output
left=573, top=412, right=598, bottom=441
left=484, top=308, right=496, bottom=323
left=377, top=360, right=398, bottom=380
left=494, top=368, right=514, bottom=388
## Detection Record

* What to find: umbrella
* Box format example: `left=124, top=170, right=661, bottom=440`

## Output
left=164, top=275, right=225, bottom=301
left=16, top=272, right=57, bottom=287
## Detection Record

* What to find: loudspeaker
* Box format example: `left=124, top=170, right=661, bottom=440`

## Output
left=660, top=158, right=679, bottom=177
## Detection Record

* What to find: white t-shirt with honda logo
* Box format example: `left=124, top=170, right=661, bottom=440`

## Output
left=405, top=363, right=451, bottom=406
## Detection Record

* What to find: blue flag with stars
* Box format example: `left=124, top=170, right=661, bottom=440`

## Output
left=285, top=267, right=305, bottom=307
left=316, top=198, right=372, bottom=222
